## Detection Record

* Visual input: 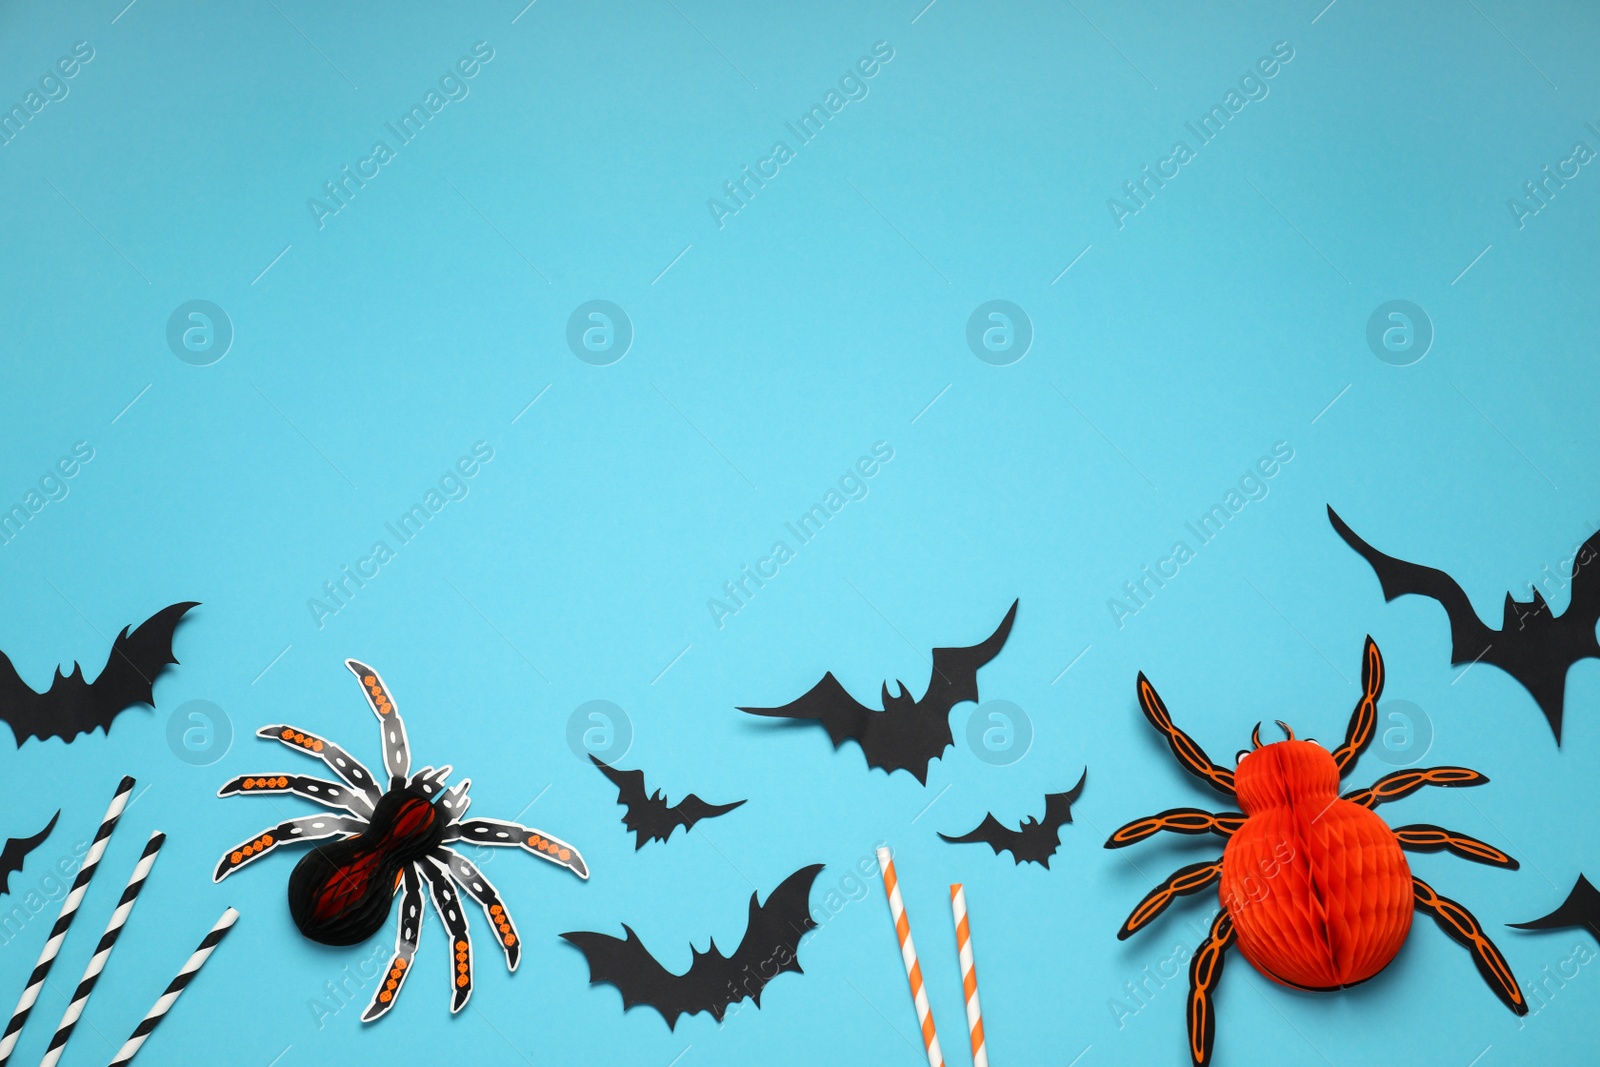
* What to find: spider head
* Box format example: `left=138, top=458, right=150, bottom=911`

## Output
left=1233, top=722, right=1338, bottom=814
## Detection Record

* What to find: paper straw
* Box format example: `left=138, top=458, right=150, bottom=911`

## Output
left=877, top=847, right=944, bottom=1067
left=0, top=776, right=135, bottom=1067
left=39, top=832, right=166, bottom=1067
left=105, top=908, right=238, bottom=1067
left=950, top=884, right=988, bottom=1067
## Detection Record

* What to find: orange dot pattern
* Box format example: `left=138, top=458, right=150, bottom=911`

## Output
left=277, top=727, right=325, bottom=753
left=454, top=939, right=470, bottom=987
left=378, top=956, right=408, bottom=1003
left=228, top=832, right=276, bottom=865
left=489, top=903, right=516, bottom=947
left=362, top=674, right=394, bottom=717
left=241, top=776, right=291, bottom=790
left=525, top=834, right=572, bottom=862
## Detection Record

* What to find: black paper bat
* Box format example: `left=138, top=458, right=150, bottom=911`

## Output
left=1510, top=875, right=1600, bottom=944
left=739, top=600, right=1019, bottom=784
left=0, top=602, right=197, bottom=747
left=1329, top=506, right=1600, bottom=744
left=591, top=756, right=746, bottom=849
left=0, top=811, right=60, bottom=896
left=563, top=863, right=822, bottom=1028
left=939, top=769, right=1086, bottom=867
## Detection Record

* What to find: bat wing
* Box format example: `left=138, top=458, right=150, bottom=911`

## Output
left=591, top=756, right=671, bottom=850
left=1041, top=769, right=1088, bottom=832
left=727, top=863, right=823, bottom=1006
left=1333, top=505, right=1600, bottom=744
left=0, top=810, right=60, bottom=896
left=1508, top=874, right=1600, bottom=940
left=740, top=673, right=877, bottom=750
left=561, top=925, right=706, bottom=1029
left=670, top=793, right=746, bottom=836
left=563, top=864, right=822, bottom=1027
left=1328, top=509, right=1496, bottom=660
left=921, top=599, right=1019, bottom=716
left=0, top=602, right=198, bottom=747
left=938, top=814, right=1018, bottom=858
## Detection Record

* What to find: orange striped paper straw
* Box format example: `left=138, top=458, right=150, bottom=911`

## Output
left=950, top=884, right=988, bottom=1067
left=878, top=847, right=944, bottom=1067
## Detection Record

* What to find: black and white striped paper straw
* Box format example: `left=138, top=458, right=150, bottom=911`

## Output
left=0, top=775, right=135, bottom=1067
left=105, top=907, right=238, bottom=1067
left=38, top=831, right=165, bottom=1067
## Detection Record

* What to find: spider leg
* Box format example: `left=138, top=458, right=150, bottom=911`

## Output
left=1393, top=824, right=1518, bottom=869
left=419, top=858, right=473, bottom=1013
left=407, top=765, right=452, bottom=801
left=1342, top=766, right=1487, bottom=809
left=1136, top=674, right=1236, bottom=796
left=446, top=818, right=589, bottom=880
left=212, top=814, right=365, bottom=881
left=438, top=780, right=471, bottom=824
left=434, top=846, right=520, bottom=971
left=1187, top=907, right=1236, bottom=1066
left=1105, top=809, right=1246, bottom=848
left=1330, top=637, right=1383, bottom=777
left=1117, top=859, right=1224, bottom=940
left=361, top=866, right=425, bottom=1023
left=346, top=659, right=411, bottom=788
left=1413, top=876, right=1527, bottom=1015
left=255, top=724, right=383, bottom=809
left=217, top=773, right=371, bottom=817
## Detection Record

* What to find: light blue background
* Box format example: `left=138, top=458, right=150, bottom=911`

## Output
left=2, top=1, right=1598, bottom=1064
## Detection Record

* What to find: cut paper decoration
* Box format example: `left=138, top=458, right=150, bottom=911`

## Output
left=562, top=863, right=822, bottom=1028
left=1107, top=638, right=1526, bottom=1066
left=1510, top=875, right=1600, bottom=944
left=1329, top=505, right=1600, bottom=743
left=950, top=884, right=988, bottom=1067
left=938, top=769, right=1086, bottom=867
left=0, top=775, right=134, bottom=1067
left=591, top=756, right=746, bottom=849
left=740, top=600, right=1019, bottom=784
left=39, top=830, right=164, bottom=1067
left=107, top=907, right=238, bottom=1067
left=0, top=602, right=197, bottom=747
left=877, top=847, right=943, bottom=1067
left=0, top=811, right=59, bottom=896
left=213, top=659, right=588, bottom=1021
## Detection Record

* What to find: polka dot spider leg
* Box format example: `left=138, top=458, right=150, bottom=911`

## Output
left=213, top=813, right=366, bottom=881
left=419, top=856, right=475, bottom=1012
left=254, top=723, right=385, bottom=807
left=445, top=817, right=590, bottom=880
left=346, top=658, right=411, bottom=788
left=362, top=866, right=425, bottom=1023
left=433, top=847, right=522, bottom=970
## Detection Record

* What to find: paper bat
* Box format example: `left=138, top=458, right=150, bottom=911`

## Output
left=939, top=770, right=1086, bottom=867
left=739, top=600, right=1019, bottom=784
left=0, top=602, right=198, bottom=747
left=1510, top=875, right=1600, bottom=944
left=562, top=863, right=822, bottom=1028
left=591, top=756, right=745, bottom=850
left=0, top=810, right=60, bottom=896
left=1329, top=506, right=1600, bottom=744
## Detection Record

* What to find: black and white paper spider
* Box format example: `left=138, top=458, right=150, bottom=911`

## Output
left=213, top=659, right=587, bottom=1021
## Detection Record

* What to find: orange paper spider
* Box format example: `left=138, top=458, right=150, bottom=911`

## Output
left=1107, top=638, right=1527, bottom=1065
